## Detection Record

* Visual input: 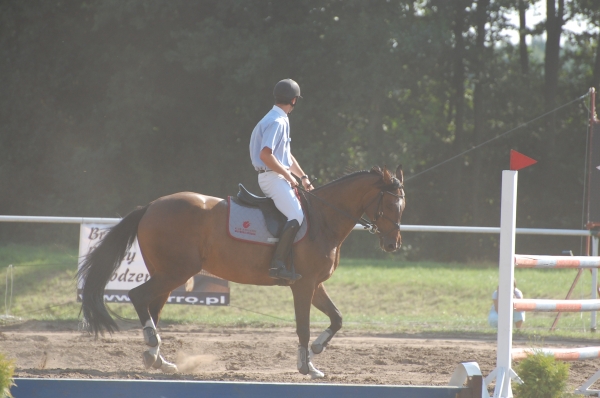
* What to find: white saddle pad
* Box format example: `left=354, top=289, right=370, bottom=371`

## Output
left=227, top=197, right=308, bottom=246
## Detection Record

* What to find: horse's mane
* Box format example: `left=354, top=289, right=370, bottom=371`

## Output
left=298, top=166, right=393, bottom=242
left=313, top=166, right=383, bottom=191
left=298, top=167, right=379, bottom=241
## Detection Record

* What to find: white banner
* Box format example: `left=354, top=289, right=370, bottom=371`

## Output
left=77, top=223, right=229, bottom=305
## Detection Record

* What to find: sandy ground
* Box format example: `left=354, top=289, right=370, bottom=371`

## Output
left=1, top=320, right=600, bottom=392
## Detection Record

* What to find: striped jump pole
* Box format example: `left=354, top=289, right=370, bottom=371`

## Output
left=513, top=299, right=600, bottom=312
left=512, top=346, right=600, bottom=361
left=515, top=255, right=600, bottom=269
left=514, top=249, right=600, bottom=330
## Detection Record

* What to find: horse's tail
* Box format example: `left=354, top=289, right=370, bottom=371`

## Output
left=77, top=205, right=149, bottom=337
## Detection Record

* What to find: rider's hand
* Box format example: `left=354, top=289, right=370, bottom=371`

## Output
left=302, top=178, right=313, bottom=191
left=287, top=172, right=299, bottom=187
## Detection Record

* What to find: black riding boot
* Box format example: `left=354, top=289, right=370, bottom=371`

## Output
left=268, top=219, right=302, bottom=281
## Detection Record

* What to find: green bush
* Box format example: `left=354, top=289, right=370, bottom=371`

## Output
left=514, top=352, right=569, bottom=398
left=0, top=353, right=15, bottom=398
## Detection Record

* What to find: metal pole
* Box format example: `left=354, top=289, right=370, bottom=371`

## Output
left=587, top=88, right=598, bottom=331
left=549, top=250, right=579, bottom=332
left=592, top=236, right=599, bottom=331
left=586, top=87, right=596, bottom=227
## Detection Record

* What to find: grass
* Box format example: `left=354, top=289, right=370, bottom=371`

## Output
left=0, top=244, right=599, bottom=341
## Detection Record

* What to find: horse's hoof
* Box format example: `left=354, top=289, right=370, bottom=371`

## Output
left=310, top=343, right=326, bottom=355
left=161, top=362, right=178, bottom=374
left=308, top=362, right=325, bottom=379
left=311, top=329, right=332, bottom=355
left=143, top=350, right=157, bottom=369
left=152, top=355, right=178, bottom=373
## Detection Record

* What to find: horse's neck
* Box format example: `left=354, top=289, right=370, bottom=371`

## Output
left=311, top=174, right=378, bottom=243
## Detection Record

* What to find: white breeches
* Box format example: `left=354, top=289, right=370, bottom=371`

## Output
left=258, top=172, right=304, bottom=225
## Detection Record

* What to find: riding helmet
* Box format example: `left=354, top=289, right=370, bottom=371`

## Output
left=273, top=79, right=302, bottom=104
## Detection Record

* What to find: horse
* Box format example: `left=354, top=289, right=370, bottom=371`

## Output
left=77, top=165, right=405, bottom=377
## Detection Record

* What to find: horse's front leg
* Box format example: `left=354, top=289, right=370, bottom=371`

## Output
left=310, top=283, right=342, bottom=355
left=291, top=281, right=324, bottom=379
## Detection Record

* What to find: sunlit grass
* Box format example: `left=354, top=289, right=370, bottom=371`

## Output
left=1, top=245, right=599, bottom=342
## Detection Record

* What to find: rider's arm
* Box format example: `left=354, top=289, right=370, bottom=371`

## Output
left=290, top=154, right=313, bottom=191
left=259, top=147, right=298, bottom=186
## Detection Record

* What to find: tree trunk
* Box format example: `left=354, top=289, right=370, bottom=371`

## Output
left=544, top=0, right=564, bottom=159
left=451, top=0, right=468, bottom=229
left=592, top=30, right=600, bottom=91
left=471, top=0, right=490, bottom=233
left=367, top=94, right=383, bottom=164
left=544, top=0, right=564, bottom=111
left=519, top=0, right=529, bottom=74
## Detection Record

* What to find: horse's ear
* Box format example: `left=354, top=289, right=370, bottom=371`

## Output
left=382, top=165, right=392, bottom=184
left=395, top=165, right=403, bottom=183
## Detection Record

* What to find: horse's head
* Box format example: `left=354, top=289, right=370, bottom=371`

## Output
left=366, top=165, right=405, bottom=252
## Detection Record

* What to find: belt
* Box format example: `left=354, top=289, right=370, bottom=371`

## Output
left=257, top=169, right=272, bottom=174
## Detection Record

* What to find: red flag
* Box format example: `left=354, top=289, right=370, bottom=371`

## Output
left=510, top=150, right=537, bottom=170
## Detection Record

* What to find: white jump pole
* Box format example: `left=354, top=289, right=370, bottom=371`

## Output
left=498, top=170, right=519, bottom=397
left=484, top=151, right=537, bottom=397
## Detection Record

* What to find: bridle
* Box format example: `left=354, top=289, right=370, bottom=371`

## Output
left=361, top=179, right=404, bottom=235
left=298, top=178, right=404, bottom=236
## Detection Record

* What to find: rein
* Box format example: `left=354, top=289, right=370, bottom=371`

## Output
left=298, top=180, right=404, bottom=235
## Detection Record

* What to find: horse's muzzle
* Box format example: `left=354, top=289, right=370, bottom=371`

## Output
left=380, top=236, right=401, bottom=252
left=385, top=243, right=400, bottom=252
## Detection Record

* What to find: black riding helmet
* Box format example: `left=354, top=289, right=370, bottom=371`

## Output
left=273, top=79, right=302, bottom=105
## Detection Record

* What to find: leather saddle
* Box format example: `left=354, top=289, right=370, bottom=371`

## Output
left=235, top=184, right=287, bottom=237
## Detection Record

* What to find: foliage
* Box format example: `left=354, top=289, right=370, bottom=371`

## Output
left=514, top=351, right=570, bottom=398
left=0, top=353, right=15, bottom=398
left=0, top=0, right=599, bottom=261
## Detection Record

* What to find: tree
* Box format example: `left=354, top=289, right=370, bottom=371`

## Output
left=0, top=0, right=597, bottom=261
left=519, top=0, right=531, bottom=74
left=545, top=0, right=566, bottom=110
left=471, top=0, right=491, bottom=226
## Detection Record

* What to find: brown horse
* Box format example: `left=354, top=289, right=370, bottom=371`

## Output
left=77, top=165, right=405, bottom=377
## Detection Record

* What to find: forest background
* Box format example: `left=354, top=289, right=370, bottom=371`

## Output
left=1, top=0, right=600, bottom=262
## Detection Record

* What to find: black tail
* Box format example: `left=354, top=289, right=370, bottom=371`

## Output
left=77, top=205, right=149, bottom=337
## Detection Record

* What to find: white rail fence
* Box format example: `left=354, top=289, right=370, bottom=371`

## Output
left=0, top=215, right=596, bottom=236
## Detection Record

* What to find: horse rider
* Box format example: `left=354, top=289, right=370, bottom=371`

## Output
left=249, top=78, right=314, bottom=282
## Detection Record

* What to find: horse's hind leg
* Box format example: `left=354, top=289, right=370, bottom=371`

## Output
left=145, top=293, right=178, bottom=373
left=149, top=292, right=168, bottom=326
left=128, top=275, right=182, bottom=373
left=310, top=283, right=342, bottom=355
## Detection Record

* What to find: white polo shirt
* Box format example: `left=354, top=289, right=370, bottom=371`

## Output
left=249, top=106, right=292, bottom=171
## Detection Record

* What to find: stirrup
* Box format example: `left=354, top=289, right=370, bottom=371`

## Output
left=269, top=266, right=302, bottom=281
